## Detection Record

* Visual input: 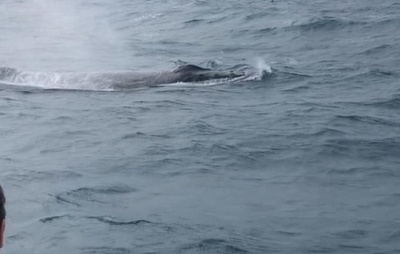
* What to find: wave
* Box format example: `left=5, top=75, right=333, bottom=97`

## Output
left=252, top=15, right=400, bottom=36
left=86, top=216, right=152, bottom=226
left=40, top=214, right=152, bottom=226
left=335, top=115, right=400, bottom=127
left=289, top=16, right=400, bottom=33
left=75, top=186, right=138, bottom=195
left=53, top=185, right=137, bottom=206
left=326, top=166, right=384, bottom=177
left=40, top=214, right=72, bottom=223
left=179, top=238, right=249, bottom=253
left=361, top=44, right=393, bottom=56
left=183, top=18, right=206, bottom=28
left=286, top=16, right=365, bottom=32
left=312, top=128, right=346, bottom=137
left=363, top=95, right=400, bottom=110
left=332, top=68, right=398, bottom=85
left=365, top=69, right=396, bottom=77
left=80, top=247, right=132, bottom=254
left=320, top=137, right=400, bottom=159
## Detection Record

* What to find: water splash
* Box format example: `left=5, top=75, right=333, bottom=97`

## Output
left=0, top=68, right=115, bottom=91
left=256, top=58, right=272, bottom=77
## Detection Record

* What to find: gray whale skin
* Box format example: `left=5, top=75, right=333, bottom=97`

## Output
left=108, top=64, right=250, bottom=89
left=0, top=64, right=261, bottom=89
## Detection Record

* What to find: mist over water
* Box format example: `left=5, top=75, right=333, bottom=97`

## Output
left=1, top=0, right=400, bottom=253
left=1, top=0, right=131, bottom=71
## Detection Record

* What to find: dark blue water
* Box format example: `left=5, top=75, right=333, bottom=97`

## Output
left=1, top=0, right=400, bottom=253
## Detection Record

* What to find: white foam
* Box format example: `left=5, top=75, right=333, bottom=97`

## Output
left=4, top=71, right=114, bottom=91
left=256, top=58, right=272, bottom=77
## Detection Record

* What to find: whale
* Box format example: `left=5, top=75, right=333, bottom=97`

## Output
left=0, top=63, right=265, bottom=90
left=91, top=64, right=252, bottom=89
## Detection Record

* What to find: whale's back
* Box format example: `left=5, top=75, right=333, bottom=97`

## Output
left=173, top=64, right=210, bottom=73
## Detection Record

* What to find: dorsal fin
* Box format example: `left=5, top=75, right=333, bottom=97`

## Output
left=173, top=64, right=210, bottom=73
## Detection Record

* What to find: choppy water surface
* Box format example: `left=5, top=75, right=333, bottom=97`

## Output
left=1, top=0, right=400, bottom=253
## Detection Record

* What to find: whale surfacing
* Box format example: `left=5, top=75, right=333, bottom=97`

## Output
left=172, top=64, right=246, bottom=83
left=0, top=63, right=264, bottom=90
left=109, top=64, right=249, bottom=89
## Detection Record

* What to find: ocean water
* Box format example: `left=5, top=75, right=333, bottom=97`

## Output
left=1, top=0, right=400, bottom=253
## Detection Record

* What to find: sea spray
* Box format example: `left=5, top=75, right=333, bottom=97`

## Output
left=5, top=0, right=130, bottom=71
left=257, top=58, right=272, bottom=76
